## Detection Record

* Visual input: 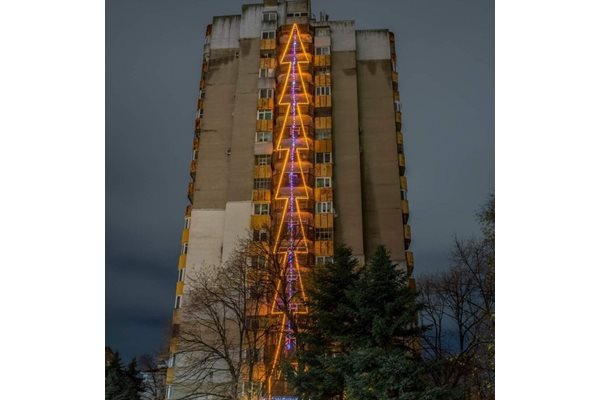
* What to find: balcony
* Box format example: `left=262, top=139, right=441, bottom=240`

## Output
left=404, top=224, right=411, bottom=249
left=314, top=163, right=333, bottom=177
left=253, top=164, right=272, bottom=179
left=314, top=187, right=333, bottom=202
left=260, top=38, right=276, bottom=50
left=406, top=251, right=414, bottom=277
left=400, top=176, right=407, bottom=192
left=187, top=182, right=194, bottom=203
left=176, top=281, right=184, bottom=296
left=408, top=277, right=416, bottom=292
left=250, top=215, right=271, bottom=230
left=396, top=131, right=403, bottom=145
left=315, top=74, right=331, bottom=86
left=178, top=254, right=187, bottom=269
left=257, top=97, right=274, bottom=109
left=260, top=57, right=277, bottom=69
left=314, top=55, right=331, bottom=67
left=395, top=111, right=402, bottom=123
left=166, top=368, right=174, bottom=385
left=185, top=205, right=192, bottom=217
left=314, top=240, right=334, bottom=256
left=314, top=213, right=334, bottom=228
left=314, top=117, right=332, bottom=130
left=181, top=229, right=190, bottom=244
left=398, top=154, right=406, bottom=175
left=256, top=119, right=274, bottom=132
left=315, top=95, right=332, bottom=108
left=401, top=200, right=409, bottom=224
left=190, top=159, right=197, bottom=178
left=392, top=71, right=398, bottom=84
left=252, top=189, right=271, bottom=202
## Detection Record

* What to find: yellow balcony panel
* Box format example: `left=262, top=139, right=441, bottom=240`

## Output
left=315, top=117, right=332, bottom=130
left=408, top=277, right=416, bottom=292
left=169, top=337, right=178, bottom=353
left=314, top=213, right=334, bottom=228
left=392, top=71, right=399, bottom=83
left=315, top=95, right=332, bottom=108
left=406, top=251, right=414, bottom=276
left=400, top=176, right=408, bottom=191
left=166, top=368, right=175, bottom=384
left=314, top=139, right=332, bottom=153
left=252, top=189, right=271, bottom=202
left=401, top=200, right=409, bottom=223
left=178, top=254, right=187, bottom=269
left=395, top=111, right=402, bottom=123
left=172, top=309, right=182, bottom=325
left=257, top=98, right=274, bottom=109
left=315, top=75, right=332, bottom=86
left=314, top=187, right=333, bottom=202
left=314, top=240, right=334, bottom=256
left=181, top=229, right=190, bottom=244
left=260, top=38, right=276, bottom=50
left=315, top=163, right=333, bottom=177
left=190, top=160, right=197, bottom=177
left=398, top=154, right=406, bottom=168
left=176, top=281, right=184, bottom=296
left=260, top=57, right=276, bottom=69
left=404, top=224, right=412, bottom=249
left=314, top=55, right=331, bottom=66
left=394, top=91, right=400, bottom=101
left=256, top=119, right=274, bottom=131
left=253, top=165, right=272, bottom=179
left=396, top=132, right=404, bottom=145
left=251, top=215, right=271, bottom=230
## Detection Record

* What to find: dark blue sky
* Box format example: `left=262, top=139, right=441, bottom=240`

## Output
left=106, top=0, right=494, bottom=361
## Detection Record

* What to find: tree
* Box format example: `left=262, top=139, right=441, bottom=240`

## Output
left=419, top=195, right=495, bottom=399
left=289, top=246, right=461, bottom=400
left=139, top=353, right=167, bottom=400
left=105, top=352, right=144, bottom=400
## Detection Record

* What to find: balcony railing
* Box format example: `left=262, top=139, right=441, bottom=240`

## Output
left=401, top=200, right=409, bottom=223
left=404, top=224, right=411, bottom=249
left=406, top=251, right=414, bottom=277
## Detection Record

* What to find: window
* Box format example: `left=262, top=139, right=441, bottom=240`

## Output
left=251, top=255, right=266, bottom=268
left=184, top=217, right=191, bottom=229
left=316, top=47, right=331, bottom=55
left=253, top=178, right=272, bottom=190
left=261, top=31, right=275, bottom=39
left=400, top=190, right=407, bottom=201
left=315, top=130, right=332, bottom=140
left=255, top=154, right=271, bottom=165
left=315, top=152, right=332, bottom=163
left=316, top=201, right=333, bottom=214
left=316, top=28, right=329, bottom=37
left=166, top=385, right=173, bottom=399
left=316, top=177, right=332, bottom=188
left=394, top=101, right=402, bottom=112
left=174, top=295, right=182, bottom=309
left=263, top=12, right=277, bottom=22
left=315, top=228, right=334, bottom=241
left=198, top=90, right=205, bottom=99
left=168, top=354, right=176, bottom=368
left=259, top=68, right=274, bottom=78
left=178, top=269, right=185, bottom=282
left=181, top=243, right=188, bottom=255
left=315, top=256, right=333, bottom=265
left=316, top=86, right=331, bottom=96
left=253, top=229, right=269, bottom=242
left=258, top=88, right=274, bottom=99
left=191, top=149, right=198, bottom=160
left=255, top=131, right=273, bottom=143
left=315, top=67, right=331, bottom=76
left=260, top=50, right=275, bottom=59
left=254, top=203, right=270, bottom=215
left=287, top=12, right=309, bottom=17
left=257, top=110, right=273, bottom=120
left=196, top=108, right=204, bottom=119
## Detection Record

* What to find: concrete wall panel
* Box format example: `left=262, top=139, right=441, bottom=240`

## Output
left=211, top=15, right=242, bottom=50
left=356, top=30, right=390, bottom=60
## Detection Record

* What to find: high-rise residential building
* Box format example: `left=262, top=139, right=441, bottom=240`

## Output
left=166, top=1, right=414, bottom=398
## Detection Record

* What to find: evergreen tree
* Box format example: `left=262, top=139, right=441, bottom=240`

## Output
left=105, top=351, right=143, bottom=400
left=289, top=246, right=461, bottom=400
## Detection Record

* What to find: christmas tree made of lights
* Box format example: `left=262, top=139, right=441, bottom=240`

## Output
left=266, top=24, right=312, bottom=399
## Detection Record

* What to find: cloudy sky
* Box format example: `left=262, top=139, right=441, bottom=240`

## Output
left=107, top=0, right=494, bottom=361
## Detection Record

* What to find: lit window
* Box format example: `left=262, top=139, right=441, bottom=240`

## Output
left=316, top=201, right=333, bottom=214
left=253, top=178, right=272, bottom=190
left=258, top=88, right=274, bottom=99
left=315, top=130, right=332, bottom=140
left=174, top=295, right=182, bottom=309
left=178, top=269, right=185, bottom=282
left=255, top=154, right=271, bottom=165
left=316, top=86, right=331, bottom=96
left=315, top=152, right=332, bottom=163
left=316, top=177, right=332, bottom=188
left=263, top=12, right=277, bottom=22
left=315, top=228, right=334, bottom=241
left=255, top=131, right=273, bottom=143
left=316, top=47, right=331, bottom=55
left=251, top=255, right=266, bottom=268
left=261, top=31, right=276, bottom=39
left=181, top=243, right=188, bottom=255
left=315, top=256, right=333, bottom=265
left=257, top=110, right=273, bottom=120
